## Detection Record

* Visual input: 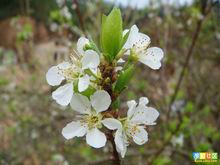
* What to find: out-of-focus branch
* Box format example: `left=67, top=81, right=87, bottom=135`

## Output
left=167, top=0, right=215, bottom=120
left=73, top=0, right=85, bottom=33
left=148, top=1, right=216, bottom=164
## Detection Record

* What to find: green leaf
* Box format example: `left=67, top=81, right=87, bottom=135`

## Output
left=101, top=7, right=123, bottom=62
left=153, top=155, right=172, bottom=165
left=111, top=98, right=120, bottom=109
left=114, top=65, right=134, bottom=93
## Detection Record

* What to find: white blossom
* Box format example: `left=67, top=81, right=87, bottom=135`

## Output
left=102, top=97, right=159, bottom=157
left=171, top=134, right=184, bottom=147
left=61, top=6, right=72, bottom=19
left=62, top=90, right=111, bottom=148
left=123, top=25, right=164, bottom=70
left=46, top=37, right=100, bottom=106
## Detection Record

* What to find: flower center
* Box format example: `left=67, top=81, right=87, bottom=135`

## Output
left=57, top=62, right=82, bottom=81
left=133, top=39, right=150, bottom=55
left=82, top=113, right=102, bottom=130
left=123, top=120, right=140, bottom=141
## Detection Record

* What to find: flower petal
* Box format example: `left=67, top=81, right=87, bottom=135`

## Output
left=123, top=25, right=139, bottom=49
left=62, top=121, right=87, bottom=139
left=133, top=126, right=148, bottom=145
left=57, top=61, right=72, bottom=69
left=86, top=128, right=106, bottom=148
left=46, top=62, right=72, bottom=86
left=130, top=104, right=148, bottom=124
left=138, top=47, right=164, bottom=70
left=78, top=74, right=90, bottom=92
left=52, top=83, right=73, bottom=106
left=131, top=105, right=159, bottom=125
left=142, top=107, right=160, bottom=125
left=127, top=100, right=137, bottom=118
left=77, top=37, right=89, bottom=55
left=115, top=66, right=123, bottom=72
left=117, top=58, right=125, bottom=63
left=123, top=29, right=129, bottom=36
left=102, top=118, right=122, bottom=130
left=81, top=50, right=100, bottom=69
left=115, top=129, right=127, bottom=158
left=46, top=66, right=64, bottom=86
left=139, top=97, right=149, bottom=106
left=123, top=25, right=151, bottom=51
left=70, top=93, right=91, bottom=114
left=90, top=90, right=111, bottom=113
left=136, top=32, right=151, bottom=48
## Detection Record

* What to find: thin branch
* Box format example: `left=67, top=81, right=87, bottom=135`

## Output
left=167, top=0, right=215, bottom=120
left=108, top=132, right=121, bottom=165
left=73, top=0, right=85, bottom=33
left=148, top=1, right=215, bottom=163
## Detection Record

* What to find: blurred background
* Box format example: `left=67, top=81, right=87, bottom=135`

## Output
left=0, top=0, right=220, bottom=164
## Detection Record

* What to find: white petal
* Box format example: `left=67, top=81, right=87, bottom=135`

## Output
left=136, top=32, right=151, bottom=48
left=62, top=121, right=87, bottom=139
left=102, top=118, right=122, bottom=130
left=142, top=107, right=160, bottom=125
left=86, top=128, right=106, bottom=148
left=123, top=29, right=129, bottom=36
left=81, top=50, right=100, bottom=69
left=57, top=61, right=72, bottom=69
left=46, top=62, right=71, bottom=86
left=46, top=66, right=64, bottom=86
left=90, top=90, right=111, bottom=113
left=77, top=37, right=89, bottom=55
left=115, top=66, right=123, bottom=72
left=90, top=68, right=98, bottom=75
left=138, top=47, right=164, bottom=70
left=131, top=105, right=159, bottom=125
left=70, top=93, right=91, bottom=114
left=133, top=126, right=148, bottom=145
left=127, top=100, right=137, bottom=118
left=78, top=74, right=90, bottom=92
left=117, top=58, right=125, bottom=63
left=139, top=97, right=149, bottom=106
left=52, top=83, right=73, bottom=106
left=123, top=25, right=139, bottom=49
left=115, top=130, right=127, bottom=158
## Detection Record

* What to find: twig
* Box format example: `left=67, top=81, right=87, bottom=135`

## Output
left=108, top=132, right=121, bottom=165
left=100, top=62, right=121, bottom=164
left=167, top=0, right=215, bottom=120
left=73, top=0, right=85, bottom=33
left=149, top=1, right=216, bottom=163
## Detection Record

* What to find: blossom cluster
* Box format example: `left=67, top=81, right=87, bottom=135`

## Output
left=46, top=8, right=164, bottom=158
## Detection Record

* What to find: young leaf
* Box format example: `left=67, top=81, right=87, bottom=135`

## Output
left=114, top=65, right=134, bottom=93
left=101, top=7, right=123, bottom=62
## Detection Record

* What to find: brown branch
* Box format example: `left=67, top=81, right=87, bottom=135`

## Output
left=108, top=131, right=121, bottom=165
left=100, top=62, right=121, bottom=164
left=149, top=1, right=216, bottom=163
left=167, top=0, right=215, bottom=120
left=73, top=0, right=85, bottom=33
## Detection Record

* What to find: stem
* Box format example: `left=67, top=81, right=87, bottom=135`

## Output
left=109, top=131, right=121, bottom=165
left=100, top=62, right=121, bottom=164
left=167, top=19, right=203, bottom=120
left=167, top=0, right=215, bottom=120
left=149, top=1, right=215, bottom=163
left=73, top=0, right=85, bottom=33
